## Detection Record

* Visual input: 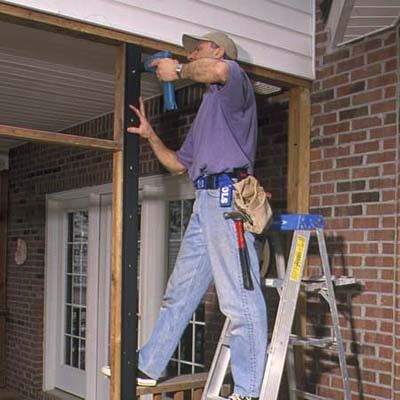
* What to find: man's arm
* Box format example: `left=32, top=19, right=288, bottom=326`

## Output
left=180, top=58, right=229, bottom=83
left=152, top=58, right=229, bottom=84
left=127, top=97, right=187, bottom=176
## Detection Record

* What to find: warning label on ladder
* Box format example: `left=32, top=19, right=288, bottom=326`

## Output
left=290, top=236, right=306, bottom=281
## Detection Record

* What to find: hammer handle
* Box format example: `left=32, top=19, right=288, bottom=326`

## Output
left=234, top=221, right=254, bottom=290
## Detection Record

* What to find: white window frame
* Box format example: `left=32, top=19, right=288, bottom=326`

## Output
left=44, top=184, right=111, bottom=399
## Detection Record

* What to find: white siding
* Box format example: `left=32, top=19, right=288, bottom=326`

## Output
left=4, top=0, right=315, bottom=80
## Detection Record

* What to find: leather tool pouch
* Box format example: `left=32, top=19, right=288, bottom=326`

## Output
left=233, top=176, right=273, bottom=234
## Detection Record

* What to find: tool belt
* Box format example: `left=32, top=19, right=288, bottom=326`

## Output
left=194, top=168, right=248, bottom=190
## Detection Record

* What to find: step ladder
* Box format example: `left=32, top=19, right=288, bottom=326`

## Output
left=202, top=214, right=355, bottom=400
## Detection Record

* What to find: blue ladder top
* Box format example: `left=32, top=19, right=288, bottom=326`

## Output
left=270, top=214, right=325, bottom=231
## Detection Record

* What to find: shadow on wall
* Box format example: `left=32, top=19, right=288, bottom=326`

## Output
left=261, top=231, right=365, bottom=399
left=304, top=235, right=364, bottom=399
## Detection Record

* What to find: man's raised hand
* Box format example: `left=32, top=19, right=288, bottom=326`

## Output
left=127, top=97, right=155, bottom=139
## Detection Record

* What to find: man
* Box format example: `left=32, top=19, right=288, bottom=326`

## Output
left=128, top=31, right=267, bottom=400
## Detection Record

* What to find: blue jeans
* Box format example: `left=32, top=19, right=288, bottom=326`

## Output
left=139, top=189, right=268, bottom=396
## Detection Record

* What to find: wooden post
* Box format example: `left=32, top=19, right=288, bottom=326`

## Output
left=288, top=86, right=310, bottom=213
left=287, top=86, right=311, bottom=386
left=110, top=45, right=125, bottom=400
left=0, top=171, right=8, bottom=388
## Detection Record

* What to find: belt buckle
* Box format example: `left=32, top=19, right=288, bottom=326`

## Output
left=196, top=176, right=206, bottom=189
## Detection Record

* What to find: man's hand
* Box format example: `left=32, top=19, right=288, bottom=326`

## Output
left=127, top=97, right=155, bottom=139
left=151, top=58, right=179, bottom=81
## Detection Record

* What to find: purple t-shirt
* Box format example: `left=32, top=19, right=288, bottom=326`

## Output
left=176, top=60, right=257, bottom=182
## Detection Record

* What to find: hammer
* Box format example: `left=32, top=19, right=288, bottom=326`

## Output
left=223, top=211, right=254, bottom=290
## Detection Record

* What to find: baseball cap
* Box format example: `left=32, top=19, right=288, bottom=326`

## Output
left=182, top=31, right=238, bottom=60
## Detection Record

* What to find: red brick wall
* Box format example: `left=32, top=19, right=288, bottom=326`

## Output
left=310, top=5, right=399, bottom=400
left=6, top=113, right=115, bottom=399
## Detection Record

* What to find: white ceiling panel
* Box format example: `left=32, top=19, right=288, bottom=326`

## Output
left=0, top=19, right=180, bottom=154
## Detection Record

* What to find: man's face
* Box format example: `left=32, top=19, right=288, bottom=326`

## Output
left=187, top=40, right=223, bottom=61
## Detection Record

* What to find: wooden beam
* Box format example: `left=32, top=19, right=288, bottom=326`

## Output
left=0, top=124, right=122, bottom=152
left=242, top=62, right=311, bottom=90
left=0, top=171, right=8, bottom=388
left=110, top=45, right=125, bottom=400
left=287, top=87, right=310, bottom=213
left=287, top=86, right=311, bottom=387
left=0, top=2, right=312, bottom=89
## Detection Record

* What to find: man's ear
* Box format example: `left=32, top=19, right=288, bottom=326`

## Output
left=215, top=46, right=225, bottom=59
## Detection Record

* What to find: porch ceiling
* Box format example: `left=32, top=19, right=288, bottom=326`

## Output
left=328, top=0, right=400, bottom=47
left=0, top=19, right=185, bottom=153
left=0, top=17, right=281, bottom=157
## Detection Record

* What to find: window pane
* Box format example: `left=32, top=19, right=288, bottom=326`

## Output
left=72, top=337, right=79, bottom=368
left=195, top=325, right=204, bottom=364
left=169, top=201, right=182, bottom=240
left=80, top=309, right=87, bottom=338
left=72, top=307, right=80, bottom=337
left=167, top=360, right=178, bottom=377
left=180, top=363, right=192, bottom=375
left=81, top=244, right=88, bottom=275
left=180, top=325, right=193, bottom=363
left=182, top=201, right=193, bottom=231
left=65, top=305, right=72, bottom=335
left=195, top=302, right=205, bottom=322
left=79, top=339, right=86, bottom=370
left=65, top=336, right=71, bottom=366
left=66, top=273, right=72, bottom=303
left=64, top=210, right=88, bottom=371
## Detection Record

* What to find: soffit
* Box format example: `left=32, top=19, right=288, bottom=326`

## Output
left=329, top=0, right=400, bottom=47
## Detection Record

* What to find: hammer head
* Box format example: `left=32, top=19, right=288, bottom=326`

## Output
left=223, top=210, right=252, bottom=223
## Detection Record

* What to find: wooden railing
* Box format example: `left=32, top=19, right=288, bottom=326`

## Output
left=136, top=373, right=208, bottom=400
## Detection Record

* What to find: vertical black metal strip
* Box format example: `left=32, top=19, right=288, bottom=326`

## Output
left=121, top=43, right=141, bottom=400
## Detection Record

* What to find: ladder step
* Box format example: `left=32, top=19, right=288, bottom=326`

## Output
left=265, top=276, right=356, bottom=292
left=293, top=389, right=331, bottom=400
left=289, top=335, right=335, bottom=348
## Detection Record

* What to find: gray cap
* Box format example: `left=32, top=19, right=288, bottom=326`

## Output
left=182, top=31, right=238, bottom=60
